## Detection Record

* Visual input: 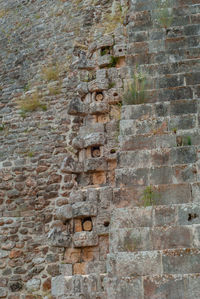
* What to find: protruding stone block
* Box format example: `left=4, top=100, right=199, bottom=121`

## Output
left=56, top=205, right=73, bottom=221
left=72, top=132, right=105, bottom=150
left=72, top=202, right=97, bottom=218
left=68, top=97, right=88, bottom=116
left=73, top=232, right=98, bottom=247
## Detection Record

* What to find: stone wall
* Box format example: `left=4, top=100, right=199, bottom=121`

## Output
left=0, top=0, right=200, bottom=298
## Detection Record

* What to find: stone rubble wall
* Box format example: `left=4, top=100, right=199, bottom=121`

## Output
left=0, top=0, right=200, bottom=298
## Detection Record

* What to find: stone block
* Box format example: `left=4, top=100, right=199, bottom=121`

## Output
left=92, top=172, right=107, bottom=185
left=26, top=279, right=41, bottom=292
left=151, top=148, right=170, bottom=167
left=64, top=248, right=81, bottom=263
left=89, top=102, right=109, bottom=114
left=82, top=246, right=99, bottom=262
left=113, top=45, right=127, bottom=57
left=115, top=168, right=148, bottom=187
left=118, top=150, right=151, bottom=169
left=85, top=261, right=106, bottom=274
left=170, top=146, right=197, bottom=165
left=170, top=99, right=197, bottom=115
left=62, top=156, right=83, bottom=174
left=68, top=98, right=88, bottom=116
left=155, top=134, right=176, bottom=149
left=184, top=24, right=200, bottom=36
left=79, top=123, right=105, bottom=135
left=158, top=74, right=184, bottom=89
left=59, top=264, right=73, bottom=276
left=48, top=229, right=71, bottom=248
left=96, top=35, right=114, bottom=49
left=144, top=275, right=186, bottom=299
left=149, top=166, right=173, bottom=185
left=56, top=205, right=73, bottom=221
left=154, top=102, right=169, bottom=117
left=73, top=132, right=105, bottom=149
left=73, top=232, right=98, bottom=247
left=77, top=82, right=88, bottom=97
left=51, top=275, right=72, bottom=297
left=121, top=104, right=153, bottom=120
left=110, top=228, right=152, bottom=253
left=178, top=204, right=200, bottom=225
left=95, top=211, right=111, bottom=235
left=106, top=277, right=143, bottom=299
left=0, top=250, right=9, bottom=259
left=0, top=287, right=7, bottom=298
left=73, top=262, right=86, bottom=275
left=72, top=202, right=97, bottom=218
left=168, top=115, right=196, bottom=130
left=135, top=118, right=168, bottom=135
left=154, top=206, right=177, bottom=226
left=88, top=79, right=109, bottom=92
left=163, top=249, right=200, bottom=274
left=107, top=251, right=162, bottom=277
left=87, top=188, right=99, bottom=203
left=98, top=55, right=112, bottom=67
left=99, top=186, right=112, bottom=210
left=151, top=226, right=193, bottom=250
left=155, top=183, right=192, bottom=205
left=84, top=157, right=107, bottom=173
left=75, top=57, right=95, bottom=70
left=111, top=207, right=153, bottom=229
left=121, top=135, right=155, bottom=151
left=120, top=120, right=136, bottom=136
left=187, top=275, right=200, bottom=299
left=69, top=190, right=86, bottom=204
left=173, top=164, right=197, bottom=183
left=192, top=183, right=200, bottom=203
left=104, top=88, right=122, bottom=104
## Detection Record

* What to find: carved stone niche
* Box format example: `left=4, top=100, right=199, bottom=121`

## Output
left=100, top=46, right=113, bottom=56
left=91, top=146, right=101, bottom=158
left=92, top=91, right=105, bottom=102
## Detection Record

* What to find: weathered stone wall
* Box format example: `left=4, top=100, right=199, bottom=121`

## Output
left=0, top=0, right=200, bottom=298
left=0, top=0, right=128, bottom=297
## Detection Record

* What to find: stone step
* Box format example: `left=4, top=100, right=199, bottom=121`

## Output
left=118, top=146, right=197, bottom=169
left=128, top=35, right=200, bottom=56
left=120, top=118, right=200, bottom=137
left=111, top=203, right=200, bottom=229
left=107, top=248, right=200, bottom=277
left=139, top=59, right=200, bottom=77
left=105, top=273, right=200, bottom=299
left=130, top=0, right=200, bottom=12
left=127, top=47, right=200, bottom=67
left=115, top=164, right=198, bottom=187
left=110, top=225, right=199, bottom=252
left=120, top=130, right=199, bottom=151
left=113, top=182, right=200, bottom=207
left=121, top=99, right=199, bottom=120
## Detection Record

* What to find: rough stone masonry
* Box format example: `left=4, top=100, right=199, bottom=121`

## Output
left=0, top=0, right=200, bottom=298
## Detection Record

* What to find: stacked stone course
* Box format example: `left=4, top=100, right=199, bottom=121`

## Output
left=0, top=0, right=200, bottom=298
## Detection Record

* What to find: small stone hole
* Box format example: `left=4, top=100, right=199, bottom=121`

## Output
left=104, top=221, right=110, bottom=227
left=110, top=149, right=116, bottom=154
left=95, top=92, right=104, bottom=101
left=82, top=217, right=93, bottom=231
left=113, top=93, right=118, bottom=97
left=119, top=49, right=122, bottom=52
left=188, top=213, right=198, bottom=221
left=91, top=146, right=101, bottom=158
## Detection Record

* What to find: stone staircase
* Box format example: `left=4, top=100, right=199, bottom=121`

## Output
left=50, top=0, right=200, bottom=297
left=107, top=100, right=200, bottom=299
